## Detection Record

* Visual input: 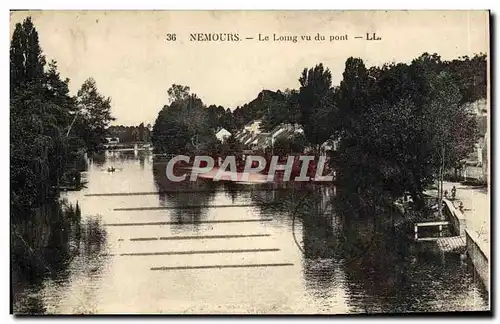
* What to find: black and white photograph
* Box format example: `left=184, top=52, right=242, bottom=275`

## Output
left=9, top=10, right=490, bottom=315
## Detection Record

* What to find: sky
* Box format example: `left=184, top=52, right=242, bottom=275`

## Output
left=10, top=10, right=489, bottom=126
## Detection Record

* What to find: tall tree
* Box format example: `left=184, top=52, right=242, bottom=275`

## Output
left=444, top=53, right=487, bottom=104
left=335, top=58, right=374, bottom=195
left=336, top=57, right=370, bottom=139
left=333, top=54, right=479, bottom=208
left=298, top=63, right=336, bottom=153
left=75, top=78, right=115, bottom=152
left=138, top=122, right=145, bottom=142
left=10, top=17, right=81, bottom=218
left=153, top=85, right=216, bottom=155
left=167, top=84, right=191, bottom=103
left=10, top=17, right=46, bottom=91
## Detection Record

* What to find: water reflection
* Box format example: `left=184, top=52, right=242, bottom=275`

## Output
left=244, top=184, right=488, bottom=313
left=11, top=152, right=489, bottom=314
left=152, top=161, right=217, bottom=230
left=139, top=153, right=145, bottom=169
left=12, top=201, right=108, bottom=314
left=220, top=181, right=240, bottom=203
left=90, top=152, right=106, bottom=167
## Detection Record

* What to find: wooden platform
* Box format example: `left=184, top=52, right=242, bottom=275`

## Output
left=414, top=221, right=450, bottom=240
left=415, top=220, right=450, bottom=227
left=417, top=236, right=466, bottom=252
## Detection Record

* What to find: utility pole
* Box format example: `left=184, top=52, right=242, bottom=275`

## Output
left=66, top=110, right=81, bottom=137
left=438, top=135, right=446, bottom=218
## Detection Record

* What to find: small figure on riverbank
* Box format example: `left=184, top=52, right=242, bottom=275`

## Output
left=458, top=201, right=464, bottom=213
left=444, top=190, right=449, bottom=199
left=451, top=186, right=457, bottom=200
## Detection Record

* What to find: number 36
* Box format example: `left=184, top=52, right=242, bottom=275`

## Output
left=166, top=34, right=177, bottom=41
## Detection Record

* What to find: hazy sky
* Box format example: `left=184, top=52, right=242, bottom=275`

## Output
left=10, top=10, right=489, bottom=125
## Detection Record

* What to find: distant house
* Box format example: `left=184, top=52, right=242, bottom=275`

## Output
left=234, top=131, right=247, bottom=141
left=239, top=123, right=303, bottom=151
left=269, top=124, right=288, bottom=141
left=237, top=121, right=307, bottom=151
left=482, top=133, right=488, bottom=182
left=215, top=128, right=232, bottom=143
left=461, top=100, right=488, bottom=182
left=476, top=115, right=488, bottom=165
left=256, top=133, right=272, bottom=150
left=463, top=98, right=487, bottom=115
left=320, top=139, right=339, bottom=153
left=238, top=132, right=251, bottom=145
left=463, top=115, right=487, bottom=166
left=269, top=123, right=304, bottom=144
left=244, top=120, right=262, bottom=135
left=244, top=133, right=259, bottom=146
left=472, top=114, right=488, bottom=183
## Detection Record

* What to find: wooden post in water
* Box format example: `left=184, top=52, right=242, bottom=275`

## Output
left=439, top=225, right=443, bottom=237
left=414, top=225, right=418, bottom=240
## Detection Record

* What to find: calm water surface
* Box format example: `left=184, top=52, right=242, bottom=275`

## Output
left=12, top=151, right=489, bottom=314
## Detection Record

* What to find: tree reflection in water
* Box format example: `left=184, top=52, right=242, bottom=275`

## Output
left=139, top=151, right=146, bottom=169
left=152, top=161, right=217, bottom=231
left=146, top=163, right=487, bottom=313
left=11, top=200, right=108, bottom=314
left=245, top=183, right=448, bottom=312
left=297, top=188, right=485, bottom=314
left=90, top=152, right=106, bottom=167
left=290, top=186, right=343, bottom=301
left=220, top=181, right=241, bottom=204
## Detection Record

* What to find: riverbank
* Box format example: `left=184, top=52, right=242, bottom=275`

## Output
left=424, top=181, right=490, bottom=294
left=12, top=152, right=489, bottom=314
left=424, top=181, right=489, bottom=255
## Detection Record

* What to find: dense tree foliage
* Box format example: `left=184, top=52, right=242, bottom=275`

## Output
left=73, top=78, right=115, bottom=152
left=298, top=64, right=337, bottom=153
left=107, top=123, right=152, bottom=143
left=11, top=17, right=70, bottom=216
left=149, top=51, right=485, bottom=211
left=152, top=85, right=218, bottom=155
left=206, top=104, right=236, bottom=132
left=10, top=17, right=114, bottom=221
left=233, top=90, right=298, bottom=131
left=218, top=134, right=244, bottom=156
left=259, top=89, right=301, bottom=132
left=273, top=133, right=308, bottom=156
left=440, top=54, right=487, bottom=105
left=334, top=53, right=483, bottom=206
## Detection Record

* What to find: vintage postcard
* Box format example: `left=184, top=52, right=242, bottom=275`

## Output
left=10, top=10, right=490, bottom=315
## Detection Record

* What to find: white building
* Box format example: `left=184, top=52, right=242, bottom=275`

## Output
left=244, top=120, right=262, bottom=135
left=215, top=128, right=232, bottom=143
left=268, top=123, right=304, bottom=146
left=464, top=98, right=487, bottom=116
left=460, top=100, right=488, bottom=183
left=237, top=121, right=306, bottom=151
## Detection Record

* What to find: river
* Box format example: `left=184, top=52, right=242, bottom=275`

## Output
left=11, top=151, right=489, bottom=314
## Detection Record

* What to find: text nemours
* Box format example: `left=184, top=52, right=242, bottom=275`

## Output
left=166, top=32, right=383, bottom=42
